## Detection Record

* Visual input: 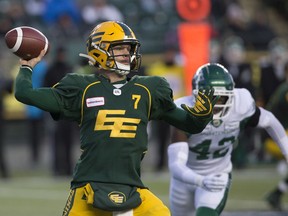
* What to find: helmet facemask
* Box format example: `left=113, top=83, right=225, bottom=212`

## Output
left=211, top=87, right=234, bottom=119
left=192, top=87, right=234, bottom=119
left=107, top=41, right=141, bottom=75
left=192, top=63, right=235, bottom=120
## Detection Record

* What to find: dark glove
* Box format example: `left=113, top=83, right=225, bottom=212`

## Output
left=181, top=87, right=219, bottom=118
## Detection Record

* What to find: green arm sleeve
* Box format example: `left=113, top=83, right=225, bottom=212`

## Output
left=148, top=76, right=210, bottom=134
left=14, top=66, right=61, bottom=113
left=161, top=107, right=211, bottom=134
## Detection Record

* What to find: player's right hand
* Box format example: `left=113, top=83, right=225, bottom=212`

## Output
left=201, top=173, right=228, bottom=192
left=20, top=49, right=46, bottom=69
left=181, top=87, right=219, bottom=118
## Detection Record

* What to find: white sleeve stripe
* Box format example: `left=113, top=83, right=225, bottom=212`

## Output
left=20, top=65, right=33, bottom=72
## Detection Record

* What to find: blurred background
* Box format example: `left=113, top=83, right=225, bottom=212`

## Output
left=1, top=0, right=288, bottom=215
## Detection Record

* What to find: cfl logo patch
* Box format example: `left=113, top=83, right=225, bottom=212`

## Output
left=109, top=191, right=126, bottom=205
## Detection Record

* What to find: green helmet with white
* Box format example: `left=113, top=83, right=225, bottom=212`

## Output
left=192, top=63, right=235, bottom=119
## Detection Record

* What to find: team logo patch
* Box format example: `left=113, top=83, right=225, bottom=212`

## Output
left=108, top=191, right=126, bottom=205
left=86, top=97, right=105, bottom=107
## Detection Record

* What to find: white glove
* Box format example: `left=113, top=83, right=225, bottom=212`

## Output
left=200, top=173, right=228, bottom=192
left=168, top=143, right=229, bottom=192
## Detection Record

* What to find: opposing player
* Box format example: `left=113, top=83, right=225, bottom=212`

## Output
left=168, top=63, right=288, bottom=216
left=14, top=21, right=217, bottom=216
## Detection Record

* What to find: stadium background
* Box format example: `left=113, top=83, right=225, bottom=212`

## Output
left=1, top=0, right=288, bottom=215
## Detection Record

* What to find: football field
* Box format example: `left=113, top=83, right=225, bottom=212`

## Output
left=0, top=166, right=287, bottom=216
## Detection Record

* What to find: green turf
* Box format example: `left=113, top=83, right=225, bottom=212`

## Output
left=0, top=165, right=287, bottom=216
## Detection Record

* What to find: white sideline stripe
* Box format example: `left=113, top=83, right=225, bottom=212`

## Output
left=0, top=188, right=67, bottom=200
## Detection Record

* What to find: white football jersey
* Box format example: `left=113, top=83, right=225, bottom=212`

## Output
left=174, top=88, right=256, bottom=175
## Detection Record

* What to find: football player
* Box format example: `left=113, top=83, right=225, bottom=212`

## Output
left=265, top=62, right=288, bottom=211
left=14, top=21, right=217, bottom=216
left=168, top=63, right=288, bottom=216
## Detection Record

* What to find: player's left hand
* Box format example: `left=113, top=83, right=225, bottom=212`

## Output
left=181, top=87, right=219, bottom=118
left=202, top=173, right=228, bottom=192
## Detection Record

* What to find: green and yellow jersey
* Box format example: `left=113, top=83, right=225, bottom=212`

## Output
left=51, top=71, right=175, bottom=188
left=15, top=66, right=210, bottom=189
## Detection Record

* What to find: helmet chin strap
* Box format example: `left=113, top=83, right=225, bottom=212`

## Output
left=114, top=56, right=136, bottom=76
left=114, top=62, right=130, bottom=75
left=115, top=61, right=130, bottom=70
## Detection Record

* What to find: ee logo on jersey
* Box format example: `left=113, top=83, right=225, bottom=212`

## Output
left=95, top=110, right=141, bottom=138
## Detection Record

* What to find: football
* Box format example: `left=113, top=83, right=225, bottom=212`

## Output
left=4, top=26, right=49, bottom=60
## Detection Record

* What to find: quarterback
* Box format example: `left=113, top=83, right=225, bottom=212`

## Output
left=14, top=21, right=217, bottom=216
left=168, top=63, right=288, bottom=216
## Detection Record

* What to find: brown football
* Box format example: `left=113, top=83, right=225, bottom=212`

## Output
left=5, top=26, right=49, bottom=60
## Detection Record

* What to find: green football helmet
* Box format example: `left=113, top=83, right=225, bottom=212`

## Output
left=192, top=63, right=235, bottom=119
